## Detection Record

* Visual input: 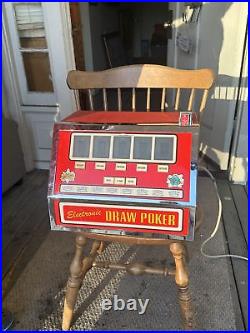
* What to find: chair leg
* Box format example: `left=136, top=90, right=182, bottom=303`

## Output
left=170, top=242, right=194, bottom=329
left=62, top=234, right=87, bottom=331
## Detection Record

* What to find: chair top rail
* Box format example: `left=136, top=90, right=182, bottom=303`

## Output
left=67, top=64, right=215, bottom=90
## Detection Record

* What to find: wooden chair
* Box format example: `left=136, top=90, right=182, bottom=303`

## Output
left=62, top=64, right=214, bottom=330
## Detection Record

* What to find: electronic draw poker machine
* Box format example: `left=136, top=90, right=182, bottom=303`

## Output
left=48, top=111, right=199, bottom=241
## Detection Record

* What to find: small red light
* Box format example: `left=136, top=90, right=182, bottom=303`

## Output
left=179, top=112, right=192, bottom=126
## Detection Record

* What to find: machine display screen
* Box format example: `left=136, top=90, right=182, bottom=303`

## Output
left=69, top=133, right=177, bottom=163
left=133, top=137, right=152, bottom=160
left=93, top=136, right=111, bottom=158
left=113, top=136, right=131, bottom=159
left=72, top=135, right=91, bottom=158
left=154, top=137, right=175, bottom=161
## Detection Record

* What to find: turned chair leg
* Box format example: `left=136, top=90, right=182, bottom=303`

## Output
left=62, top=234, right=87, bottom=330
left=62, top=235, right=102, bottom=330
left=170, top=242, right=194, bottom=329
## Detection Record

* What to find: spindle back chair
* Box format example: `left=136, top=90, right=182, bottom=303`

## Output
left=68, top=64, right=214, bottom=114
left=62, top=64, right=214, bottom=330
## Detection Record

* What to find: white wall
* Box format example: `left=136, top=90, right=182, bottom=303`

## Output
left=174, top=2, right=248, bottom=170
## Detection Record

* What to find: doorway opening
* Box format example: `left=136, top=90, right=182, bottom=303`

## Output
left=69, top=2, right=173, bottom=109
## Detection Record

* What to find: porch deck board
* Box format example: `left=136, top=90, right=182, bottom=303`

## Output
left=2, top=171, right=248, bottom=330
left=218, top=180, right=248, bottom=330
left=2, top=171, right=50, bottom=297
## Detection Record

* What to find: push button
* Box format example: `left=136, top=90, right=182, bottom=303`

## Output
left=114, top=177, right=125, bottom=185
left=75, top=161, right=85, bottom=169
left=126, top=178, right=137, bottom=186
left=157, top=165, right=168, bottom=172
left=104, top=177, right=114, bottom=184
left=95, top=162, right=106, bottom=170
left=136, top=164, right=147, bottom=172
left=115, top=163, right=127, bottom=171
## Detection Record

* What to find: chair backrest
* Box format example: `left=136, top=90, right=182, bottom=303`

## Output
left=67, top=64, right=214, bottom=116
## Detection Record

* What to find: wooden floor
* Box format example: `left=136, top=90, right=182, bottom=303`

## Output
left=2, top=170, right=248, bottom=330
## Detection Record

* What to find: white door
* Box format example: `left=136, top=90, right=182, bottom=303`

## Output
left=3, top=3, right=77, bottom=170
left=167, top=2, right=248, bottom=170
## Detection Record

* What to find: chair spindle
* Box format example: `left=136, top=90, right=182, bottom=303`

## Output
left=88, top=89, right=94, bottom=111
left=146, top=88, right=150, bottom=112
left=132, top=88, right=136, bottom=112
left=118, top=88, right=122, bottom=111
left=175, top=88, right=181, bottom=110
left=188, top=88, right=195, bottom=111
left=199, top=89, right=209, bottom=115
left=103, top=88, right=107, bottom=111
left=161, top=88, right=166, bottom=112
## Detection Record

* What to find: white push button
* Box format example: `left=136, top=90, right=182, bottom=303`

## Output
left=136, top=164, right=147, bottom=172
left=75, top=161, right=85, bottom=169
left=104, top=177, right=114, bottom=184
left=115, top=163, right=127, bottom=171
left=95, top=162, right=106, bottom=170
left=114, top=177, right=125, bottom=185
left=157, top=165, right=169, bottom=172
left=126, top=178, right=137, bottom=186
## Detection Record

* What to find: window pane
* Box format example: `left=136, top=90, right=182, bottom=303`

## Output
left=14, top=3, right=47, bottom=49
left=113, top=136, right=131, bottom=159
left=133, top=137, right=152, bottom=160
left=72, top=136, right=91, bottom=158
left=20, top=37, right=47, bottom=49
left=22, top=52, right=53, bottom=92
left=154, top=137, right=175, bottom=161
left=92, top=136, right=110, bottom=158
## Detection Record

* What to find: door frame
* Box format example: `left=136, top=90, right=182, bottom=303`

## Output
left=4, top=3, right=57, bottom=106
left=2, top=3, right=78, bottom=171
left=2, top=7, right=34, bottom=171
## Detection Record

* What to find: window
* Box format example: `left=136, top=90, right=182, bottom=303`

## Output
left=14, top=3, right=54, bottom=92
left=4, top=2, right=56, bottom=105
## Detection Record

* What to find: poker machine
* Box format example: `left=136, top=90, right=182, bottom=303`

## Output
left=48, top=110, right=199, bottom=241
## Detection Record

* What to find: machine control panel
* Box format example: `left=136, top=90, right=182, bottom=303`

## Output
left=54, top=131, right=192, bottom=202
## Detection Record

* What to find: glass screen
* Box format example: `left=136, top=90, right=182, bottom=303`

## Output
left=72, top=135, right=91, bottom=158
left=133, top=137, right=152, bottom=160
left=92, top=136, right=111, bottom=158
left=154, top=137, right=175, bottom=161
left=113, top=136, right=131, bottom=159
